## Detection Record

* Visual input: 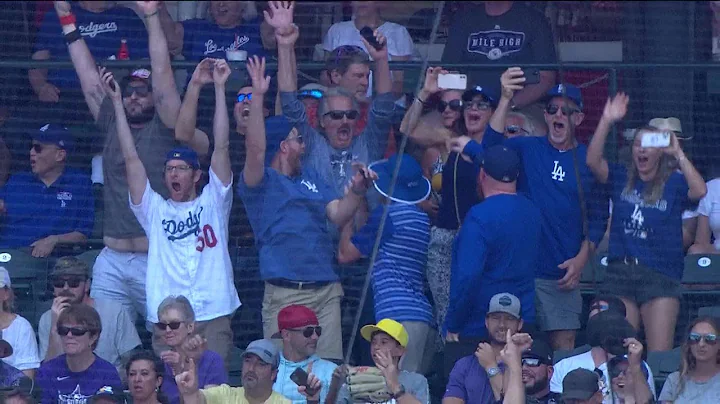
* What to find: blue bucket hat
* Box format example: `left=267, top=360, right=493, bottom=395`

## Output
left=33, top=123, right=74, bottom=152
left=546, top=83, right=584, bottom=110
left=368, top=154, right=431, bottom=204
left=165, top=147, right=200, bottom=169
left=264, top=116, right=295, bottom=167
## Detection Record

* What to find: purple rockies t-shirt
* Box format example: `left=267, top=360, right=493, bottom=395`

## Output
left=444, top=355, right=495, bottom=404
left=36, top=354, right=121, bottom=404
left=161, top=350, right=228, bottom=404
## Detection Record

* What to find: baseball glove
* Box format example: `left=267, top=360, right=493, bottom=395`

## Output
left=347, top=366, right=392, bottom=403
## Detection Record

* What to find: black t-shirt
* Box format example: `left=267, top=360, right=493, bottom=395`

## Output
left=441, top=2, right=557, bottom=90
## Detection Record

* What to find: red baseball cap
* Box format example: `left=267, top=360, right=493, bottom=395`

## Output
left=271, top=305, right=319, bottom=338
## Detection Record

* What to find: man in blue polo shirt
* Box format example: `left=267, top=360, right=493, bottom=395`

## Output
left=237, top=56, right=376, bottom=361
left=0, top=124, right=93, bottom=257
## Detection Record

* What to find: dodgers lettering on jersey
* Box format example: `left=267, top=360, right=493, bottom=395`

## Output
left=204, top=35, right=250, bottom=56
left=467, top=25, right=526, bottom=60
left=78, top=21, right=118, bottom=38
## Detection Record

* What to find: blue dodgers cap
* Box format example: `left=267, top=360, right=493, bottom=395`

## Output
left=33, top=123, right=74, bottom=152
left=165, top=147, right=200, bottom=169
left=462, top=84, right=499, bottom=107
left=482, top=145, right=520, bottom=183
left=264, top=116, right=295, bottom=167
left=546, top=83, right=584, bottom=110
left=368, top=154, right=431, bottom=204
left=242, top=339, right=280, bottom=368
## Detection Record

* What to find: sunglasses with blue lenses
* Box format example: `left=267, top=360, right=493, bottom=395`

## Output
left=689, top=332, right=718, bottom=345
left=236, top=93, right=252, bottom=103
left=298, top=89, right=324, bottom=100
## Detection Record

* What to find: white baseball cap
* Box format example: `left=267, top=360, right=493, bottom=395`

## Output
left=0, top=267, right=10, bottom=288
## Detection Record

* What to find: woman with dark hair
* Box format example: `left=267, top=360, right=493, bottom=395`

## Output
left=126, top=351, right=169, bottom=404
left=36, top=304, right=120, bottom=404
left=659, top=316, right=720, bottom=403
left=587, top=93, right=707, bottom=352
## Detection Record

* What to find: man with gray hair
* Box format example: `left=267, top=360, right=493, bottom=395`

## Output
left=38, top=257, right=140, bottom=378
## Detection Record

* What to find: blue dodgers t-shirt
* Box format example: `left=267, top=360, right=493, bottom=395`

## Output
left=237, top=167, right=338, bottom=282
left=182, top=18, right=266, bottom=61
left=351, top=203, right=433, bottom=324
left=445, top=193, right=541, bottom=337
left=0, top=169, right=94, bottom=249
left=607, top=164, right=690, bottom=280
left=34, top=6, right=149, bottom=89
left=36, top=354, right=121, bottom=404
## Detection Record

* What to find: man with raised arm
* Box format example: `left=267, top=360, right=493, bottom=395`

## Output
left=237, top=55, right=377, bottom=362
left=53, top=0, right=208, bottom=323
left=98, top=57, right=240, bottom=364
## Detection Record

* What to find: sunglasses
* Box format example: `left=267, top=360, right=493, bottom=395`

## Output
left=437, top=99, right=463, bottom=113
left=298, top=89, right=323, bottom=100
left=123, top=85, right=151, bottom=98
left=30, top=144, right=47, bottom=153
left=521, top=358, right=542, bottom=367
left=236, top=93, right=252, bottom=103
left=590, top=302, right=609, bottom=313
left=688, top=332, right=718, bottom=345
left=506, top=125, right=529, bottom=136
left=290, top=326, right=322, bottom=338
left=164, top=164, right=193, bottom=173
left=155, top=321, right=183, bottom=331
left=324, top=110, right=359, bottom=120
left=52, top=278, right=84, bottom=289
left=286, top=134, right=304, bottom=144
left=545, top=104, right=580, bottom=116
left=465, top=100, right=492, bottom=111
left=57, top=325, right=89, bottom=337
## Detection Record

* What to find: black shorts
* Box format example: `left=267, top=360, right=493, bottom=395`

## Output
left=599, top=258, right=682, bottom=306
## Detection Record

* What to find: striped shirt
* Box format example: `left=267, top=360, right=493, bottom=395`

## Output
left=352, top=203, right=433, bottom=324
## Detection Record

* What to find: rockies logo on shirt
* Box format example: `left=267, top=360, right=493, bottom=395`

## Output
left=467, top=26, right=526, bottom=60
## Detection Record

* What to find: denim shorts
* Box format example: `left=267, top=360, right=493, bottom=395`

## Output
left=600, top=258, right=683, bottom=306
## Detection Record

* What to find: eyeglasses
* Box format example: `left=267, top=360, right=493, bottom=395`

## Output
left=298, top=89, right=323, bottom=100
left=286, top=134, right=304, bottom=144
left=437, top=99, right=463, bottom=113
left=506, top=125, right=529, bottom=136
left=323, top=110, right=359, bottom=120
left=57, top=325, right=89, bottom=337
left=164, top=164, right=193, bottom=173
left=155, top=321, right=183, bottom=331
left=52, top=278, right=84, bottom=289
left=123, top=85, right=151, bottom=98
left=545, top=104, right=580, bottom=116
left=521, top=358, right=542, bottom=367
left=688, top=332, right=718, bottom=345
left=236, top=93, right=252, bottom=103
left=290, top=326, right=322, bottom=338
left=465, top=100, right=492, bottom=111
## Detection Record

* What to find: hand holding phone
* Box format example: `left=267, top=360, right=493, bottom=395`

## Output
left=522, top=68, right=541, bottom=85
left=640, top=131, right=671, bottom=148
left=438, top=73, right=467, bottom=90
left=290, top=368, right=318, bottom=397
left=360, top=26, right=384, bottom=51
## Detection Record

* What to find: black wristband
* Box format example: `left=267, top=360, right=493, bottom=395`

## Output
left=64, top=29, right=82, bottom=45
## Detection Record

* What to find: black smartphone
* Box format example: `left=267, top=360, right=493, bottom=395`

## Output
left=290, top=368, right=318, bottom=396
left=360, top=26, right=384, bottom=51
left=97, top=63, right=116, bottom=91
left=523, top=68, right=541, bottom=85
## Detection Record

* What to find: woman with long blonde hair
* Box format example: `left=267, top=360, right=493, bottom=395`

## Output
left=659, top=317, right=720, bottom=403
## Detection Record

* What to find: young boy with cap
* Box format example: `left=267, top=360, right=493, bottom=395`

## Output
left=338, top=153, right=434, bottom=373
left=327, top=319, right=429, bottom=404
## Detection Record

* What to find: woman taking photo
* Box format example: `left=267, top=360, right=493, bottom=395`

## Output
left=659, top=317, right=720, bottom=403
left=126, top=351, right=169, bottom=404
left=155, top=295, right=227, bottom=404
left=586, top=93, right=706, bottom=351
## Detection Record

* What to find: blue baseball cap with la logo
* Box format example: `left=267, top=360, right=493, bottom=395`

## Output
left=546, top=83, right=584, bottom=110
left=32, top=123, right=74, bottom=152
left=165, top=147, right=200, bottom=169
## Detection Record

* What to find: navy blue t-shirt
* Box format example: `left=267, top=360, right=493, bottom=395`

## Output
left=436, top=152, right=480, bottom=230
left=607, top=164, right=689, bottom=280
left=236, top=167, right=338, bottom=282
left=445, top=193, right=541, bottom=337
left=34, top=5, right=149, bottom=89
left=0, top=169, right=94, bottom=249
left=182, top=18, right=266, bottom=61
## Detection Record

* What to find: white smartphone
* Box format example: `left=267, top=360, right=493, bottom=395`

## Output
left=640, top=131, right=671, bottom=148
left=438, top=73, right=467, bottom=90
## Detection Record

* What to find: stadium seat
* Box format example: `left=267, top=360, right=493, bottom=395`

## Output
left=580, top=253, right=607, bottom=286
left=646, top=347, right=681, bottom=392
left=228, top=345, right=244, bottom=387
left=75, top=249, right=102, bottom=279
left=0, top=248, right=49, bottom=328
left=682, top=254, right=720, bottom=284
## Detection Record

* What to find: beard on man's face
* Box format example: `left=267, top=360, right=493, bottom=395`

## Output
left=126, top=105, right=156, bottom=125
left=56, top=289, right=83, bottom=303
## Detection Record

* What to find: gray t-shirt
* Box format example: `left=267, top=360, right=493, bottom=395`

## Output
left=658, top=371, right=720, bottom=403
left=336, top=371, right=429, bottom=404
left=96, top=97, right=180, bottom=238
left=38, top=299, right=141, bottom=370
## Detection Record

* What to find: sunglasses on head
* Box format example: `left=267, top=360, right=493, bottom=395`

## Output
left=437, top=99, right=463, bottom=113
left=465, top=100, right=492, bottom=111
left=688, top=332, right=718, bottom=345
left=545, top=104, right=580, bottom=116
left=290, top=326, right=322, bottom=338
left=298, top=89, right=324, bottom=100
left=236, top=93, right=252, bottom=103
left=123, top=85, right=151, bottom=98
left=52, top=278, right=84, bottom=289
left=521, top=357, right=542, bottom=367
left=324, top=110, right=359, bottom=120
left=57, top=325, right=89, bottom=337
left=506, top=125, right=529, bottom=136
left=155, top=321, right=183, bottom=331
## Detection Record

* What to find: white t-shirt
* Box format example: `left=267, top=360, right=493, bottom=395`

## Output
left=322, top=20, right=415, bottom=97
left=130, top=169, right=241, bottom=323
left=697, top=178, right=720, bottom=250
left=550, top=350, right=656, bottom=404
left=658, top=370, right=720, bottom=403
left=2, top=315, right=40, bottom=371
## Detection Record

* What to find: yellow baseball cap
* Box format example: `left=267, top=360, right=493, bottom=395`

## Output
left=360, top=319, right=408, bottom=348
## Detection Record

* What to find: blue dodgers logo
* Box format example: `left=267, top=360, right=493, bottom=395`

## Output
left=467, top=29, right=526, bottom=60
left=162, top=207, right=204, bottom=242
left=57, top=191, right=73, bottom=208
